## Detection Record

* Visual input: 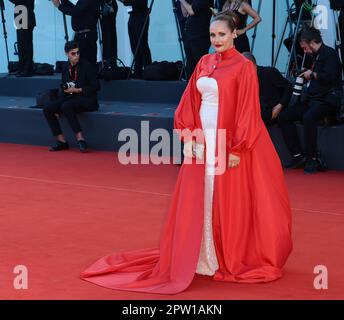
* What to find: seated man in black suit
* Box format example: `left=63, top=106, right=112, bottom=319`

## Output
left=278, top=27, right=342, bottom=174
left=242, top=52, right=293, bottom=126
left=43, top=41, right=100, bottom=152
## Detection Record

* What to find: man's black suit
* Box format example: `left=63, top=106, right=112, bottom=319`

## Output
left=100, top=0, right=118, bottom=61
left=257, top=66, right=293, bottom=126
left=123, top=0, right=152, bottom=78
left=183, top=0, right=213, bottom=78
left=59, top=0, right=101, bottom=66
left=9, top=0, right=36, bottom=73
left=43, top=59, right=100, bottom=137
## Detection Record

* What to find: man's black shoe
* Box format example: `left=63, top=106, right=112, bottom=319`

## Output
left=77, top=140, right=88, bottom=153
left=304, top=158, right=327, bottom=174
left=49, top=141, right=69, bottom=152
left=285, top=154, right=306, bottom=169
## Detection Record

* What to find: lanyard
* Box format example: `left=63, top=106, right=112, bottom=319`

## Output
left=69, top=65, right=78, bottom=82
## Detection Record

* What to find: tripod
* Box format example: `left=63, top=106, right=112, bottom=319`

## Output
left=274, top=0, right=316, bottom=76
left=127, top=0, right=154, bottom=80
left=274, top=0, right=297, bottom=70
left=0, top=0, right=10, bottom=72
left=250, top=0, right=262, bottom=54
left=172, top=0, right=187, bottom=80
left=62, top=13, right=69, bottom=43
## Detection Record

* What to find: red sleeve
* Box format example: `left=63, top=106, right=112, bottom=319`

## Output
left=174, top=56, right=204, bottom=143
left=230, top=61, right=263, bottom=156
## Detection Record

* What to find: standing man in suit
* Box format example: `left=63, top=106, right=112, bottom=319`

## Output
left=52, top=0, right=101, bottom=66
left=100, top=0, right=118, bottom=62
left=242, top=52, right=293, bottom=126
left=118, top=0, right=152, bottom=79
left=9, top=0, right=36, bottom=77
left=179, top=0, right=213, bottom=79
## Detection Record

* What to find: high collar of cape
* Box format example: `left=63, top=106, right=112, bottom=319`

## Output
left=214, top=46, right=239, bottom=62
left=200, top=46, right=240, bottom=77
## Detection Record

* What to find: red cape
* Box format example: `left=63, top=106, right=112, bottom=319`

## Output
left=81, top=48, right=293, bottom=294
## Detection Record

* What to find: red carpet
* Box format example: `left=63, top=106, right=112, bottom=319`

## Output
left=0, top=143, right=343, bottom=300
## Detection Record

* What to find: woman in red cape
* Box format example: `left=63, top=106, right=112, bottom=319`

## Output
left=81, top=12, right=293, bottom=294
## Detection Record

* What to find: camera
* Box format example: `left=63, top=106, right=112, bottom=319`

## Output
left=292, top=73, right=305, bottom=97
left=61, top=81, right=76, bottom=90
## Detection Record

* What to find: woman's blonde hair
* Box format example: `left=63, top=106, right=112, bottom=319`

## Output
left=212, top=10, right=239, bottom=31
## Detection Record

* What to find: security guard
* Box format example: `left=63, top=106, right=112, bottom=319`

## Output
left=119, top=0, right=152, bottom=78
left=52, top=0, right=101, bottom=66
left=9, top=0, right=36, bottom=77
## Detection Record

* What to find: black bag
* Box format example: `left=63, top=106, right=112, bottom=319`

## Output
left=98, top=58, right=131, bottom=81
left=143, top=61, right=183, bottom=81
left=8, top=61, right=20, bottom=74
left=35, top=88, right=59, bottom=108
left=34, top=63, right=55, bottom=76
left=55, top=61, right=68, bottom=73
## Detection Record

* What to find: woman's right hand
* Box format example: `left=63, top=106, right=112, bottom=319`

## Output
left=183, top=140, right=195, bottom=158
left=228, top=153, right=241, bottom=168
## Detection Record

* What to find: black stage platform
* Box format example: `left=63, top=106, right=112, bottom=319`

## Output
left=0, top=73, right=343, bottom=170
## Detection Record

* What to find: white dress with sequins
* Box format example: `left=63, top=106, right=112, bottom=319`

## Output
left=195, top=76, right=220, bottom=276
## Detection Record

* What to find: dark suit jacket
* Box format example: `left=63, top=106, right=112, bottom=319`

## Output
left=9, top=0, right=36, bottom=29
left=257, top=66, right=293, bottom=123
left=307, top=43, right=342, bottom=97
left=101, top=0, right=118, bottom=15
left=59, top=0, right=100, bottom=31
left=61, top=59, right=100, bottom=105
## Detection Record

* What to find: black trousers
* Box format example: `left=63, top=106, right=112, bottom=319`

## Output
left=128, top=12, right=152, bottom=76
left=278, top=93, right=341, bottom=159
left=43, top=96, right=98, bottom=137
left=74, top=30, right=98, bottom=66
left=16, top=27, right=34, bottom=72
left=100, top=14, right=118, bottom=61
left=184, top=37, right=210, bottom=79
left=261, top=107, right=278, bottom=127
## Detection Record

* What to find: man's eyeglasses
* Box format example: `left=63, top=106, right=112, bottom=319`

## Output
left=70, top=51, right=80, bottom=57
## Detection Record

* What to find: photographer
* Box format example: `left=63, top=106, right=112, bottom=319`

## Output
left=52, top=0, right=100, bottom=66
left=100, top=0, right=118, bottom=62
left=118, top=0, right=152, bottom=79
left=43, top=41, right=100, bottom=152
left=278, top=27, right=342, bottom=174
left=242, top=52, right=293, bottom=127
left=9, top=0, right=36, bottom=77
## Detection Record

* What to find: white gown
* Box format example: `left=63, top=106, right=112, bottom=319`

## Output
left=195, top=76, right=220, bottom=276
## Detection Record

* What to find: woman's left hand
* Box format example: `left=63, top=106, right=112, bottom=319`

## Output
left=236, top=29, right=246, bottom=36
left=228, top=153, right=241, bottom=168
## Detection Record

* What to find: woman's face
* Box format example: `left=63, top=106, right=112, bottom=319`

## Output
left=210, top=20, right=236, bottom=53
